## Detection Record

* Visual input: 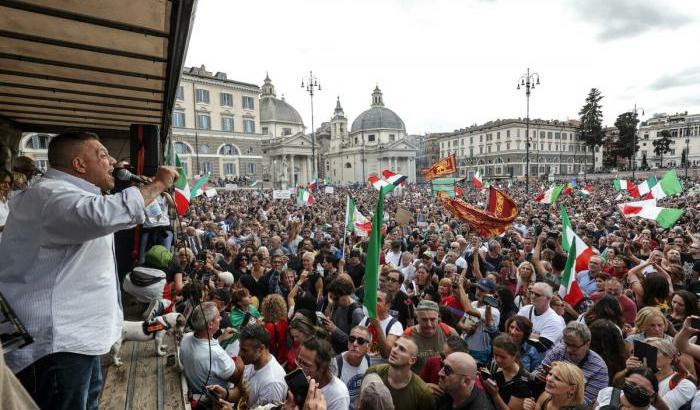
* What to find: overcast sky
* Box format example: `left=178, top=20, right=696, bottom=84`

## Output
left=184, top=0, right=700, bottom=135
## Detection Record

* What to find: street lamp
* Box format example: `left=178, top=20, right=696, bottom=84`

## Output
left=686, top=118, right=692, bottom=178
left=301, top=71, right=321, bottom=180
left=631, top=104, right=644, bottom=180
left=517, top=67, right=540, bottom=195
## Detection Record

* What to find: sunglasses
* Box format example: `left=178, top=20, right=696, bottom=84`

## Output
left=441, top=363, right=468, bottom=377
left=348, top=336, right=369, bottom=345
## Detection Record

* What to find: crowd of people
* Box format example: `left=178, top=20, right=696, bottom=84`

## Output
left=4, top=131, right=700, bottom=410
left=132, top=170, right=700, bottom=410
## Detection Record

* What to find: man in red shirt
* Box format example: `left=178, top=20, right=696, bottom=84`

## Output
left=590, top=277, right=636, bottom=325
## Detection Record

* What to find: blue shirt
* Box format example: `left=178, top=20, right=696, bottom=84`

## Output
left=577, top=270, right=598, bottom=296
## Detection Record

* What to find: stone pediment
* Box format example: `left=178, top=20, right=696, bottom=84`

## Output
left=383, top=139, right=417, bottom=151
left=285, top=132, right=314, bottom=146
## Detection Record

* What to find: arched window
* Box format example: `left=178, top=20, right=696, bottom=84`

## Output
left=218, top=144, right=240, bottom=156
left=174, top=142, right=192, bottom=154
left=24, top=134, right=53, bottom=150
left=345, top=162, right=352, bottom=168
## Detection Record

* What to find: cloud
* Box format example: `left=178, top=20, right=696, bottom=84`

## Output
left=567, top=0, right=692, bottom=41
left=651, top=66, right=700, bottom=90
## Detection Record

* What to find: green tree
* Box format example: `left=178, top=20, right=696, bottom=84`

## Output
left=614, top=111, right=640, bottom=169
left=641, top=152, right=648, bottom=169
left=652, top=130, right=672, bottom=168
left=578, top=88, right=605, bottom=172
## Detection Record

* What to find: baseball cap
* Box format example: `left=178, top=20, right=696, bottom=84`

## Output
left=476, top=279, right=496, bottom=292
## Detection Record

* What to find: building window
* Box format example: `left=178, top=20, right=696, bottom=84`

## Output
left=243, top=119, right=255, bottom=134
left=220, top=93, right=233, bottom=106
left=547, top=132, right=552, bottom=139
left=247, top=163, right=256, bottom=174
left=262, top=127, right=269, bottom=135
left=219, top=144, right=239, bottom=156
left=199, top=144, right=209, bottom=154
left=195, top=89, right=210, bottom=104
left=35, top=159, right=48, bottom=171
left=221, top=116, right=234, bottom=132
left=242, top=96, right=255, bottom=110
left=173, top=110, right=185, bottom=128
left=506, top=142, right=510, bottom=150
left=200, top=161, right=212, bottom=174
left=507, top=130, right=511, bottom=138
left=555, top=132, right=560, bottom=140
left=174, top=142, right=191, bottom=154
left=540, top=131, right=545, bottom=138
left=497, top=132, right=501, bottom=139
left=368, top=135, right=376, bottom=142
left=196, top=113, right=211, bottom=129
left=283, top=128, right=292, bottom=136
left=389, top=134, right=395, bottom=142
left=176, top=85, right=184, bottom=100
left=25, top=134, right=52, bottom=149
left=224, top=163, right=237, bottom=175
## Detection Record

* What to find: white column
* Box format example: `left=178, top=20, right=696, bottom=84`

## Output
left=290, top=155, right=295, bottom=186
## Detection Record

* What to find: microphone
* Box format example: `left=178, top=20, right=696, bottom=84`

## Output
left=114, top=168, right=149, bottom=184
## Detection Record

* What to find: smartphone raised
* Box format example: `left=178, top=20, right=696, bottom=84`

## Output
left=285, top=368, right=310, bottom=407
left=633, top=339, right=658, bottom=371
left=483, top=295, right=499, bottom=308
left=691, top=317, right=700, bottom=330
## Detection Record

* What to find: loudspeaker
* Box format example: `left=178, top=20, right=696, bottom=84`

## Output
left=130, top=124, right=160, bottom=177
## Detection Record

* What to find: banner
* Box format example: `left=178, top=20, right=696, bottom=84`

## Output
left=438, top=186, right=518, bottom=237
left=421, top=153, right=457, bottom=182
left=431, top=177, right=461, bottom=198
left=324, top=186, right=335, bottom=194
left=272, top=190, right=291, bottom=199
left=224, top=184, right=238, bottom=191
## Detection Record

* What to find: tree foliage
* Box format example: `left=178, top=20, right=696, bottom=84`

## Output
left=614, top=111, right=639, bottom=167
left=641, top=152, right=648, bottom=169
left=652, top=130, right=672, bottom=167
left=578, top=88, right=604, bottom=170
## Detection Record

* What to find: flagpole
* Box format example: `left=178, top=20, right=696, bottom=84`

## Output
left=342, top=195, right=349, bottom=259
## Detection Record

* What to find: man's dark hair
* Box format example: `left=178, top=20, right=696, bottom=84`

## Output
left=388, top=269, right=404, bottom=284
left=48, top=131, right=99, bottom=167
left=302, top=337, right=333, bottom=370
left=445, top=334, right=468, bottom=353
left=210, top=288, right=231, bottom=306
left=327, top=278, right=355, bottom=297
left=239, top=323, right=271, bottom=350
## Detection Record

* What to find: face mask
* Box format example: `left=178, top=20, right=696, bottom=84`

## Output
left=623, top=382, right=652, bottom=407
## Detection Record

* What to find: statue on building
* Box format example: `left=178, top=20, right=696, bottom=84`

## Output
left=280, top=155, right=289, bottom=183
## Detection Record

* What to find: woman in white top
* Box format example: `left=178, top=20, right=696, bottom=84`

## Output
left=625, top=337, right=696, bottom=410
left=0, top=170, right=12, bottom=242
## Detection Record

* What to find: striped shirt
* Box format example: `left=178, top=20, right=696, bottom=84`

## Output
left=0, top=169, right=145, bottom=372
left=536, top=341, right=609, bottom=405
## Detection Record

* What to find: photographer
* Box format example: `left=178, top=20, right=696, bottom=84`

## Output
left=461, top=278, right=499, bottom=364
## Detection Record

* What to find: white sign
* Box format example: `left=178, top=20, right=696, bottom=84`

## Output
left=324, top=186, right=334, bottom=194
left=204, top=188, right=218, bottom=198
left=224, top=184, right=238, bottom=191
left=273, top=190, right=291, bottom=199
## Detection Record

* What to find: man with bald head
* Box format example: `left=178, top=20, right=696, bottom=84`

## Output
left=366, top=336, right=436, bottom=410
left=437, top=352, right=495, bottom=410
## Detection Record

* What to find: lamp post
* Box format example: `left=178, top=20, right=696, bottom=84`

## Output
left=631, top=103, right=644, bottom=180
left=686, top=118, right=692, bottom=179
left=517, top=67, right=540, bottom=195
left=301, top=71, right=321, bottom=180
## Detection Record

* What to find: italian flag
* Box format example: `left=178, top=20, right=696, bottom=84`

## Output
left=345, top=196, right=372, bottom=237
left=613, top=179, right=640, bottom=197
left=382, top=169, right=407, bottom=186
left=190, top=172, right=211, bottom=197
left=637, top=176, right=658, bottom=197
left=618, top=199, right=684, bottom=229
left=472, top=169, right=483, bottom=190
left=577, top=185, right=591, bottom=196
left=535, top=185, right=564, bottom=204
left=297, top=188, right=314, bottom=206
left=173, top=154, right=190, bottom=216
left=364, top=183, right=397, bottom=319
left=561, top=206, right=595, bottom=272
left=308, top=179, right=318, bottom=191
left=455, top=186, right=464, bottom=196
left=558, top=240, right=585, bottom=306
left=650, top=170, right=683, bottom=199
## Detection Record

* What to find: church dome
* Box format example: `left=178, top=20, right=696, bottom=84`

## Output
left=350, top=86, right=405, bottom=133
left=259, top=73, right=304, bottom=126
left=260, top=97, right=304, bottom=125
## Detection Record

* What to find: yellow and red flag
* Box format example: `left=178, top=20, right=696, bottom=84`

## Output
left=437, top=186, right=518, bottom=237
left=421, top=154, right=457, bottom=182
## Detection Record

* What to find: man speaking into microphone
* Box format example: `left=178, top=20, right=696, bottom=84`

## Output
left=0, top=131, right=179, bottom=409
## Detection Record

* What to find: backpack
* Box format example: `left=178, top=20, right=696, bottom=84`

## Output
left=335, top=353, right=370, bottom=377
left=346, top=302, right=362, bottom=328
left=363, top=317, right=398, bottom=337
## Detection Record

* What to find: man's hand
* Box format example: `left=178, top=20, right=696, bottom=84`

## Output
left=205, top=384, right=227, bottom=399
left=154, top=165, right=179, bottom=188
left=426, top=382, right=444, bottom=397
left=322, top=317, right=336, bottom=333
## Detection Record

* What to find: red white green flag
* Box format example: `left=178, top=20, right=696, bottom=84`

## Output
left=472, top=169, right=483, bottom=190
left=558, top=239, right=585, bottom=306
left=173, top=154, right=190, bottom=216
left=561, top=206, right=595, bottom=272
